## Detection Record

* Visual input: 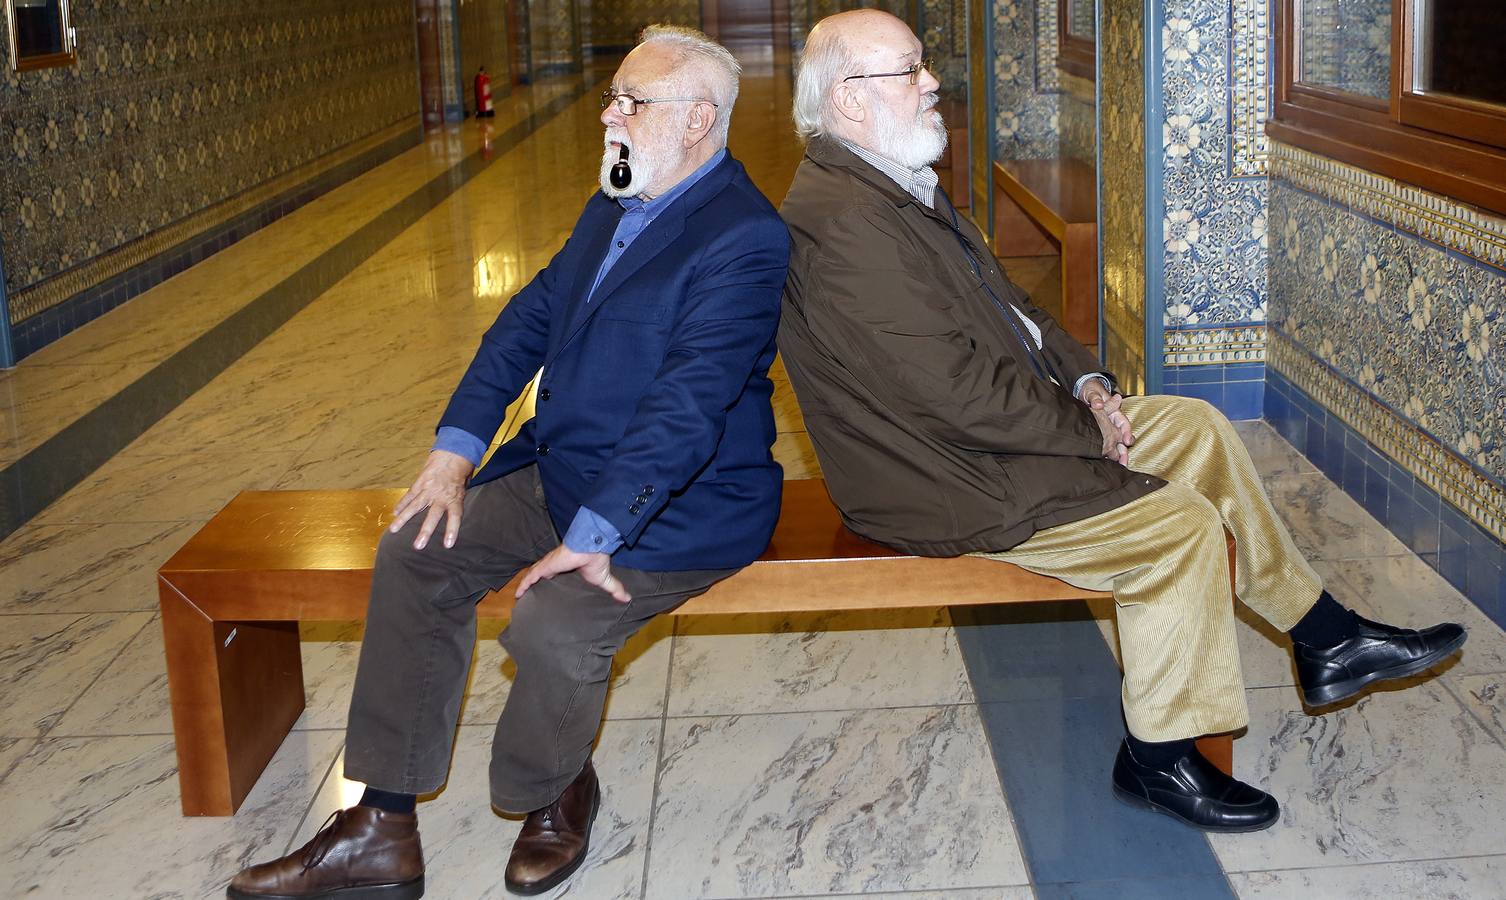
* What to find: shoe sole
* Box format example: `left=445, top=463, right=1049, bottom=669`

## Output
left=1302, top=631, right=1468, bottom=708
left=226, top=875, right=423, bottom=900
left=1111, top=784, right=1279, bottom=833
left=503, top=783, right=602, bottom=896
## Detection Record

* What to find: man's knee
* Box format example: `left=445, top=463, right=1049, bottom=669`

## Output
left=502, top=590, right=591, bottom=667
left=1163, top=491, right=1224, bottom=548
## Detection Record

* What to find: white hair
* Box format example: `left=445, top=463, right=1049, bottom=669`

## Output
left=638, top=25, right=741, bottom=146
left=793, top=24, right=855, bottom=141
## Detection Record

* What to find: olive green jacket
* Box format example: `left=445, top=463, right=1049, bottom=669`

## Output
left=777, top=138, right=1163, bottom=556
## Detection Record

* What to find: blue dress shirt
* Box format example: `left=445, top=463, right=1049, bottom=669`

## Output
left=433, top=149, right=730, bottom=556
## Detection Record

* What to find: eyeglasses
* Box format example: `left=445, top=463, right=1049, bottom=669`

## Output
left=600, top=91, right=719, bottom=116
left=842, top=58, right=935, bottom=86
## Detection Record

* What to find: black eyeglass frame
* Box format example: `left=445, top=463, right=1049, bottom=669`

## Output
left=600, top=91, right=720, bottom=116
left=841, top=58, right=936, bottom=86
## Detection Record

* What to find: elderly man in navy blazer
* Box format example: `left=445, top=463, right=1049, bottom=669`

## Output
left=228, top=26, right=788, bottom=900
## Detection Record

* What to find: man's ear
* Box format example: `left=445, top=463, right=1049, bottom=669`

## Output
left=683, top=101, right=716, bottom=148
left=833, top=81, right=866, bottom=125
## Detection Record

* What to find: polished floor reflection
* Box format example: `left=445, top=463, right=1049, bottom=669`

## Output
left=2, top=67, right=1506, bottom=900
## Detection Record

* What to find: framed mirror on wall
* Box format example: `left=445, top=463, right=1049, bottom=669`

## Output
left=1058, top=0, right=1094, bottom=79
left=5, top=0, right=76, bottom=71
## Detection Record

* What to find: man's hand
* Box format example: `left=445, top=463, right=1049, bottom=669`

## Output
left=390, top=450, right=474, bottom=550
left=516, top=545, right=632, bottom=604
left=1081, top=380, right=1134, bottom=463
left=1091, top=406, right=1130, bottom=466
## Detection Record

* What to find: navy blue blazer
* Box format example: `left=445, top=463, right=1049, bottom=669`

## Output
left=437, top=154, right=791, bottom=571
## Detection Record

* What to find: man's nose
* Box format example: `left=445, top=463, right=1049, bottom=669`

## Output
left=918, top=66, right=941, bottom=94
left=600, top=104, right=620, bottom=127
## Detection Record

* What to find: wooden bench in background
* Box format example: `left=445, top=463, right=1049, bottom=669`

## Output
left=159, top=478, right=1234, bottom=816
left=991, top=158, right=1098, bottom=347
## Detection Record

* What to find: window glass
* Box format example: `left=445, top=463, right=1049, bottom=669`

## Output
left=1067, top=0, right=1094, bottom=41
left=1298, top=0, right=1392, bottom=99
left=1414, top=0, right=1506, bottom=108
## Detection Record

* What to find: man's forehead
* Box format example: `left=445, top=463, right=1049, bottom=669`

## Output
left=612, top=45, right=676, bottom=93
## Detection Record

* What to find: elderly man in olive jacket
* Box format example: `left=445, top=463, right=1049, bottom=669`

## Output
left=777, top=8, right=1466, bottom=835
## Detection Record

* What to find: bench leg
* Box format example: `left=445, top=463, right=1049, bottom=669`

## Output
left=160, top=578, right=305, bottom=816
left=1059, top=222, right=1099, bottom=347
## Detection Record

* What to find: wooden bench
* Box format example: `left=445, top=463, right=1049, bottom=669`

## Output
left=158, top=478, right=1234, bottom=816
left=932, top=98, right=971, bottom=208
left=991, top=158, right=1098, bottom=346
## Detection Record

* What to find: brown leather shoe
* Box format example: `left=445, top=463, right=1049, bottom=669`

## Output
left=503, top=761, right=601, bottom=895
left=227, top=806, right=424, bottom=899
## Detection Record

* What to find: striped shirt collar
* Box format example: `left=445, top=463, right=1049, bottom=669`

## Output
left=838, top=139, right=939, bottom=209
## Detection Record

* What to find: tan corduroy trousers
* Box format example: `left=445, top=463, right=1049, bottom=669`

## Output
left=975, top=395, right=1322, bottom=742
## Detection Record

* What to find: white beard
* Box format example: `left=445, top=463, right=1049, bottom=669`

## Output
left=871, top=93, right=948, bottom=170
left=599, top=127, right=671, bottom=199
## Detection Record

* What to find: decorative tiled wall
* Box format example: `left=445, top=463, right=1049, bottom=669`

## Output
left=1295, top=0, right=1390, bottom=100
left=1, top=0, right=420, bottom=343
left=1155, top=0, right=1273, bottom=417
left=1267, top=138, right=1506, bottom=623
left=1098, top=0, right=1147, bottom=394
left=921, top=0, right=969, bottom=97
left=991, top=0, right=1062, bottom=160
left=1058, top=71, right=1093, bottom=164
left=581, top=0, right=700, bottom=53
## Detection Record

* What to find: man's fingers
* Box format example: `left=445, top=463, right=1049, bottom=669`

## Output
left=442, top=499, right=463, bottom=549
left=599, top=572, right=632, bottom=604
left=515, top=565, right=541, bottom=598
left=413, top=503, right=445, bottom=550
left=390, top=488, right=421, bottom=532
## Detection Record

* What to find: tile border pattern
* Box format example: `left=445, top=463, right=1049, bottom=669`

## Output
left=1269, top=331, right=1505, bottom=545
left=1229, top=0, right=1272, bottom=177
left=1270, top=141, right=1506, bottom=271
left=1164, top=324, right=1267, bottom=365
left=8, top=118, right=420, bottom=327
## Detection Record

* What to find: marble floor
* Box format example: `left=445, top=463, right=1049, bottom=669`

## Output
left=4, top=68, right=1506, bottom=900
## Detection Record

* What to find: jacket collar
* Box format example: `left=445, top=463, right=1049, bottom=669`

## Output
left=805, top=137, right=955, bottom=226
left=549, top=151, right=743, bottom=364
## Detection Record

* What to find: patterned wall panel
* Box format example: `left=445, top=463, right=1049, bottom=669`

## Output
left=1, top=0, right=419, bottom=324
left=1098, top=0, right=1146, bottom=393
left=528, top=0, right=582, bottom=71
left=1295, top=0, right=1390, bottom=100
left=991, top=0, right=1061, bottom=160
left=1058, top=70, right=1093, bottom=163
left=1159, top=0, right=1269, bottom=345
left=583, top=0, right=701, bottom=52
left=1268, top=141, right=1506, bottom=538
left=921, top=0, right=968, bottom=96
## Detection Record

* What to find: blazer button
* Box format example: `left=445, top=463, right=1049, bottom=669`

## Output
left=538, top=388, right=551, bottom=401
left=643, top=485, right=655, bottom=495
left=635, top=494, right=647, bottom=503
left=536, top=443, right=550, bottom=456
left=629, top=504, right=641, bottom=514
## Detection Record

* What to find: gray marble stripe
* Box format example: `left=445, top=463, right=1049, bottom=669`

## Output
left=0, top=79, right=598, bottom=541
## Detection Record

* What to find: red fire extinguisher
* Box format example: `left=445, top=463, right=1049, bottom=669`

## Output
left=474, top=67, right=495, bottom=118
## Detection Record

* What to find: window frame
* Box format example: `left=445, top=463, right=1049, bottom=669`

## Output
left=5, top=0, right=77, bottom=72
left=1057, top=0, right=1094, bottom=81
left=1271, top=0, right=1506, bottom=216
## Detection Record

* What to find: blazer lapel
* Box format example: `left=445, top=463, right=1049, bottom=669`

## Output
left=549, top=155, right=739, bottom=362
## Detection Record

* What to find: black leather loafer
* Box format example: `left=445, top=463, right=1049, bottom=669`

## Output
left=1111, top=740, right=1280, bottom=833
left=1295, top=617, right=1466, bottom=707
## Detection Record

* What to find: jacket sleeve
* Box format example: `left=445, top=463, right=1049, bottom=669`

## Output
left=435, top=236, right=571, bottom=443
left=582, top=215, right=790, bottom=547
left=804, top=205, right=1104, bottom=458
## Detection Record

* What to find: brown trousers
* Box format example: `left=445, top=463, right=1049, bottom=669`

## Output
left=977, top=395, right=1322, bottom=742
left=343, top=464, right=733, bottom=812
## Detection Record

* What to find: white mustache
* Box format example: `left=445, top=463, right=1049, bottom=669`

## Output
left=603, top=131, right=632, bottom=151
left=920, top=93, right=939, bottom=112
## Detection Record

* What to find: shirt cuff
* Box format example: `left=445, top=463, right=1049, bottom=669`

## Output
left=432, top=426, right=488, bottom=468
left=1072, top=373, right=1113, bottom=401
left=562, top=506, right=624, bottom=555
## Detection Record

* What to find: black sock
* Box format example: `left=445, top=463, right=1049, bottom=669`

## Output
left=1288, top=590, right=1361, bottom=648
left=359, top=786, right=417, bottom=815
left=1125, top=733, right=1196, bottom=769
